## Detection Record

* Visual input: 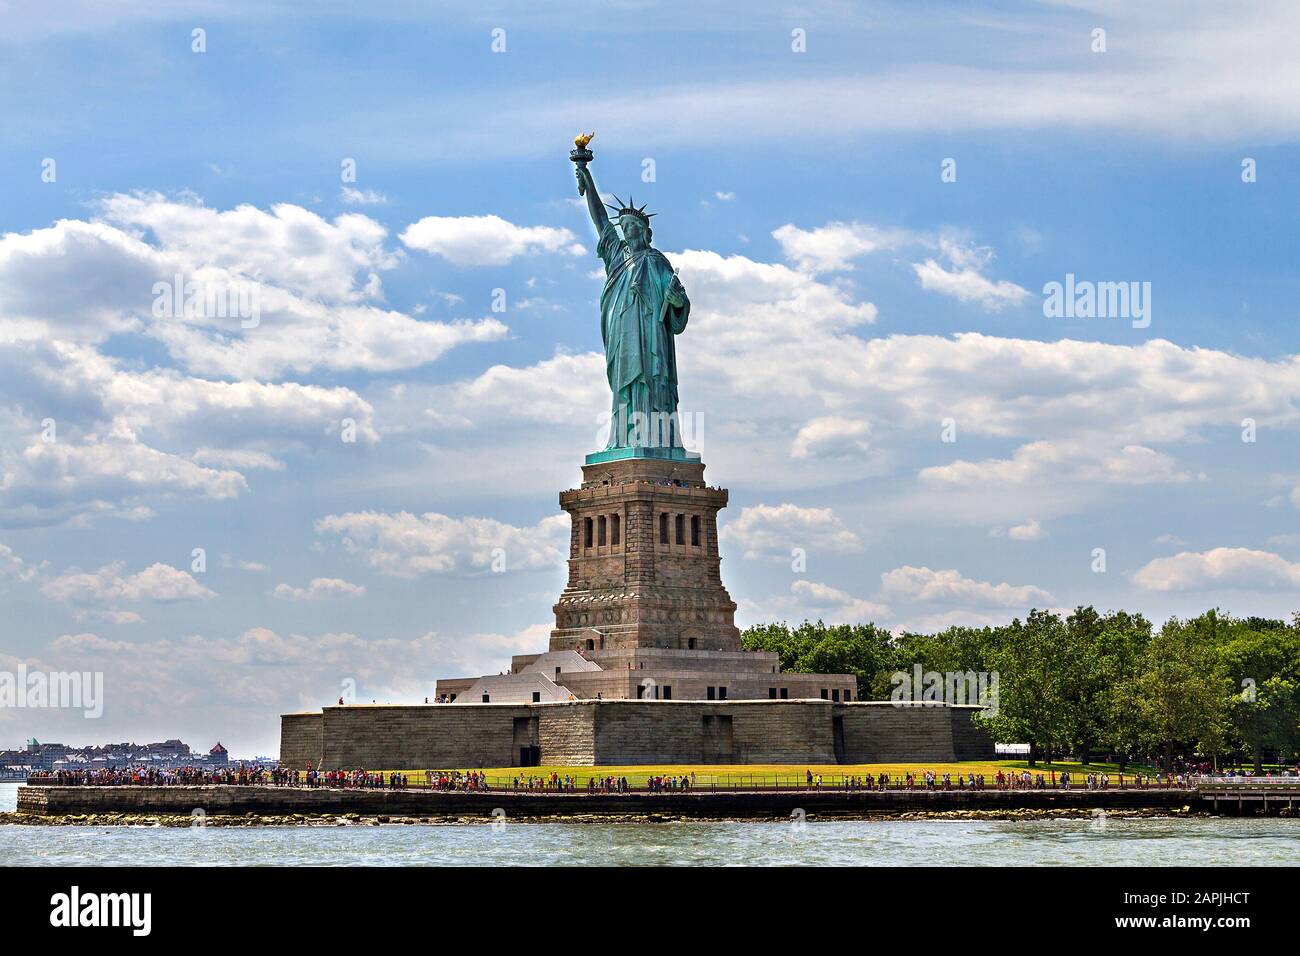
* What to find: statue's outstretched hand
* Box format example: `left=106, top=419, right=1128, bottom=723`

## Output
left=575, top=167, right=587, bottom=197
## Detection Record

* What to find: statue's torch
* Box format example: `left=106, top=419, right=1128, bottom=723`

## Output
left=571, top=132, right=595, bottom=195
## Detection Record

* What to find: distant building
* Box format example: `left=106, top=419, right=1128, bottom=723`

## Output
left=25, top=740, right=69, bottom=770
left=3, top=737, right=241, bottom=771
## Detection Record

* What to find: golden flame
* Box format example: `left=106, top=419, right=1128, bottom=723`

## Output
left=573, top=131, right=595, bottom=149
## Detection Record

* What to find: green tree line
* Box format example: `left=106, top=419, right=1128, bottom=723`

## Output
left=742, top=609, right=1300, bottom=771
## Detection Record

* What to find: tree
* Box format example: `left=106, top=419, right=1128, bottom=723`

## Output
left=741, top=620, right=898, bottom=700
left=1054, top=607, right=1150, bottom=764
left=892, top=624, right=995, bottom=676
left=1117, top=615, right=1231, bottom=768
left=982, top=610, right=1067, bottom=765
left=1229, top=676, right=1300, bottom=772
left=1215, top=617, right=1300, bottom=771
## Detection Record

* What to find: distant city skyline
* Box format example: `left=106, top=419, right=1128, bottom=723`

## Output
left=2, top=1, right=1298, bottom=755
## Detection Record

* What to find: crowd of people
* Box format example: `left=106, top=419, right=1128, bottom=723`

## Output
left=28, top=765, right=284, bottom=787
left=300, top=769, right=419, bottom=789
left=32, top=765, right=1280, bottom=793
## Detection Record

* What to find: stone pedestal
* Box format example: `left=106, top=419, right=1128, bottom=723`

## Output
left=550, top=456, right=741, bottom=654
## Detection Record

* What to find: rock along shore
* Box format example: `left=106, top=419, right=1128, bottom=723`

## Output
left=0, top=805, right=1204, bottom=828
left=10, top=782, right=1204, bottom=824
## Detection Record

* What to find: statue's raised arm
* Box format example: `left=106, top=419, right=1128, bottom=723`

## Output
left=574, top=162, right=609, bottom=234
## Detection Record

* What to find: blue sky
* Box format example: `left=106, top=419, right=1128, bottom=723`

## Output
left=1, top=1, right=1298, bottom=756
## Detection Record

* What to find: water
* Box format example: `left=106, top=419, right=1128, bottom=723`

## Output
left=4, top=783, right=1298, bottom=866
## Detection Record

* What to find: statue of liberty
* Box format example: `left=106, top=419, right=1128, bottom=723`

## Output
left=572, top=135, right=693, bottom=459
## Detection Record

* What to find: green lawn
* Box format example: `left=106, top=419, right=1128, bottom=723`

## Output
left=372, top=760, right=1158, bottom=789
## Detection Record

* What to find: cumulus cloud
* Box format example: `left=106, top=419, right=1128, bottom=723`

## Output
left=400, top=215, right=584, bottom=266
left=880, top=566, right=1052, bottom=608
left=1132, top=547, right=1300, bottom=592
left=772, top=221, right=915, bottom=273
left=720, top=503, right=863, bottom=559
left=272, top=577, right=367, bottom=600
left=4, top=434, right=247, bottom=528
left=191, top=448, right=285, bottom=471
left=911, top=235, right=1031, bottom=312
left=912, top=258, right=1031, bottom=311
left=0, top=287, right=385, bottom=526
left=1008, top=519, right=1045, bottom=541
left=771, top=222, right=1028, bottom=312
left=41, top=561, right=215, bottom=606
left=790, top=579, right=891, bottom=622
left=0, top=193, right=506, bottom=380
left=737, top=579, right=890, bottom=626
left=315, top=510, right=569, bottom=576
left=920, top=441, right=1192, bottom=491
left=0, top=542, right=46, bottom=582
left=790, top=416, right=871, bottom=460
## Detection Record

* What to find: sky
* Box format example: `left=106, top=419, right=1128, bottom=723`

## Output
left=1, top=0, right=1298, bottom=756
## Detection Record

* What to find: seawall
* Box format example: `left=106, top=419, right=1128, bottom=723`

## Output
left=16, top=783, right=1192, bottom=820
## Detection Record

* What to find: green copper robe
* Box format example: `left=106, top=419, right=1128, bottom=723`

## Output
left=596, top=220, right=690, bottom=449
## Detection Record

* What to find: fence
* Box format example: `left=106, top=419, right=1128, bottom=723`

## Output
left=281, top=769, right=1192, bottom=794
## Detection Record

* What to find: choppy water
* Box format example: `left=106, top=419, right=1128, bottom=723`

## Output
left=4, top=783, right=1298, bottom=866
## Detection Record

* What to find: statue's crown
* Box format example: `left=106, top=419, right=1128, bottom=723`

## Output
left=605, top=194, right=655, bottom=225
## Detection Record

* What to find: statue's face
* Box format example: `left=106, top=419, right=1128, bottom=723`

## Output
left=620, top=215, right=649, bottom=248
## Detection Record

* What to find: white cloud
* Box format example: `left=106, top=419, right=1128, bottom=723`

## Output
left=880, top=566, right=1052, bottom=608
left=192, top=448, right=285, bottom=471
left=0, top=543, right=46, bottom=582
left=1007, top=519, right=1045, bottom=541
left=7, top=435, right=247, bottom=526
left=912, top=258, right=1031, bottom=311
left=772, top=221, right=914, bottom=273
left=429, top=352, right=609, bottom=428
left=75, top=608, right=146, bottom=625
left=790, top=416, right=871, bottom=460
left=315, top=510, right=569, bottom=576
left=1132, top=547, right=1300, bottom=592
left=41, top=561, right=216, bottom=605
left=790, top=580, right=891, bottom=622
left=99, top=192, right=399, bottom=302
left=920, top=441, right=1192, bottom=490
left=720, top=503, right=863, bottom=559
left=0, top=194, right=506, bottom=380
left=738, top=579, right=890, bottom=626
left=911, top=235, right=1030, bottom=312
left=400, top=215, right=584, bottom=267
left=339, top=187, right=388, bottom=205
left=272, top=577, right=367, bottom=600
